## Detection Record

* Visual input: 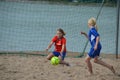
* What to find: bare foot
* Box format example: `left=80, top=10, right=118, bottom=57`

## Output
left=66, top=63, right=70, bottom=66
left=110, top=66, right=115, bottom=74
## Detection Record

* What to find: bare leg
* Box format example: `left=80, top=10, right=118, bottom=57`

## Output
left=46, top=53, right=54, bottom=60
left=94, top=56, right=115, bottom=74
left=58, top=56, right=70, bottom=66
left=85, top=55, right=93, bottom=74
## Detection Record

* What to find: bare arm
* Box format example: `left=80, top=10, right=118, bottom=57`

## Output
left=94, top=36, right=100, bottom=50
left=81, top=31, right=88, bottom=39
left=46, top=41, right=54, bottom=51
left=60, top=44, right=65, bottom=54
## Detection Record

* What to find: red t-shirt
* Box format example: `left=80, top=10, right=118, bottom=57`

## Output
left=52, top=36, right=66, bottom=52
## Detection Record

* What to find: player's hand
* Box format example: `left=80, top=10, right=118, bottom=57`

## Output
left=58, top=55, right=62, bottom=61
left=94, top=45, right=97, bottom=50
left=60, top=52, right=63, bottom=58
left=80, top=31, right=86, bottom=35
left=45, top=48, right=49, bottom=52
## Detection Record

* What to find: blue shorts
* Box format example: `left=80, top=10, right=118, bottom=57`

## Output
left=88, top=47, right=101, bottom=58
left=52, top=51, right=66, bottom=60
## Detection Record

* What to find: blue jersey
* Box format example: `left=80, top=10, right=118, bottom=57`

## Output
left=88, top=27, right=101, bottom=48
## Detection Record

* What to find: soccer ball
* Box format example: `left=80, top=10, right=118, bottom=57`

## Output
left=50, top=56, right=60, bottom=65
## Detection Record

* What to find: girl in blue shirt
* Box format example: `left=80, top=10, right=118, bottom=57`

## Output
left=81, top=17, right=115, bottom=75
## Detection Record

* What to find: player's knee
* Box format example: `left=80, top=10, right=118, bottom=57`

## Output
left=85, top=58, right=90, bottom=63
left=46, top=56, right=50, bottom=60
left=46, top=57, right=49, bottom=60
left=94, top=59, right=98, bottom=63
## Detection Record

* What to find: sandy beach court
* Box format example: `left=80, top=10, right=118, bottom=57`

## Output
left=0, top=53, right=120, bottom=80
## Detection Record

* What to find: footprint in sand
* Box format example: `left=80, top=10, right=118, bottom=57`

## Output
left=101, top=78, right=106, bottom=80
left=70, top=63, right=84, bottom=67
left=0, top=65, right=6, bottom=70
left=116, top=73, right=120, bottom=77
left=63, top=71, right=71, bottom=74
left=68, top=75, right=73, bottom=77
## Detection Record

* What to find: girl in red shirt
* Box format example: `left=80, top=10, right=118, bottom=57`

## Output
left=46, top=28, right=69, bottom=66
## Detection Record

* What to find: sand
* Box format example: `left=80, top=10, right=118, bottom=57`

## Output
left=0, top=53, right=120, bottom=80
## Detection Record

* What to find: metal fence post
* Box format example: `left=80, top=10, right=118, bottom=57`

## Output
left=116, top=0, right=120, bottom=59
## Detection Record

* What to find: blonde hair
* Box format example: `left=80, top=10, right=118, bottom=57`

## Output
left=88, top=17, right=98, bottom=31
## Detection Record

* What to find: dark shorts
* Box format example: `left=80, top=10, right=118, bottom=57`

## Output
left=88, top=47, right=101, bottom=58
left=52, top=51, right=66, bottom=60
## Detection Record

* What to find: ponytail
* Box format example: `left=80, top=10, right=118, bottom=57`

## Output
left=95, top=25, right=98, bottom=31
left=88, top=17, right=98, bottom=31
